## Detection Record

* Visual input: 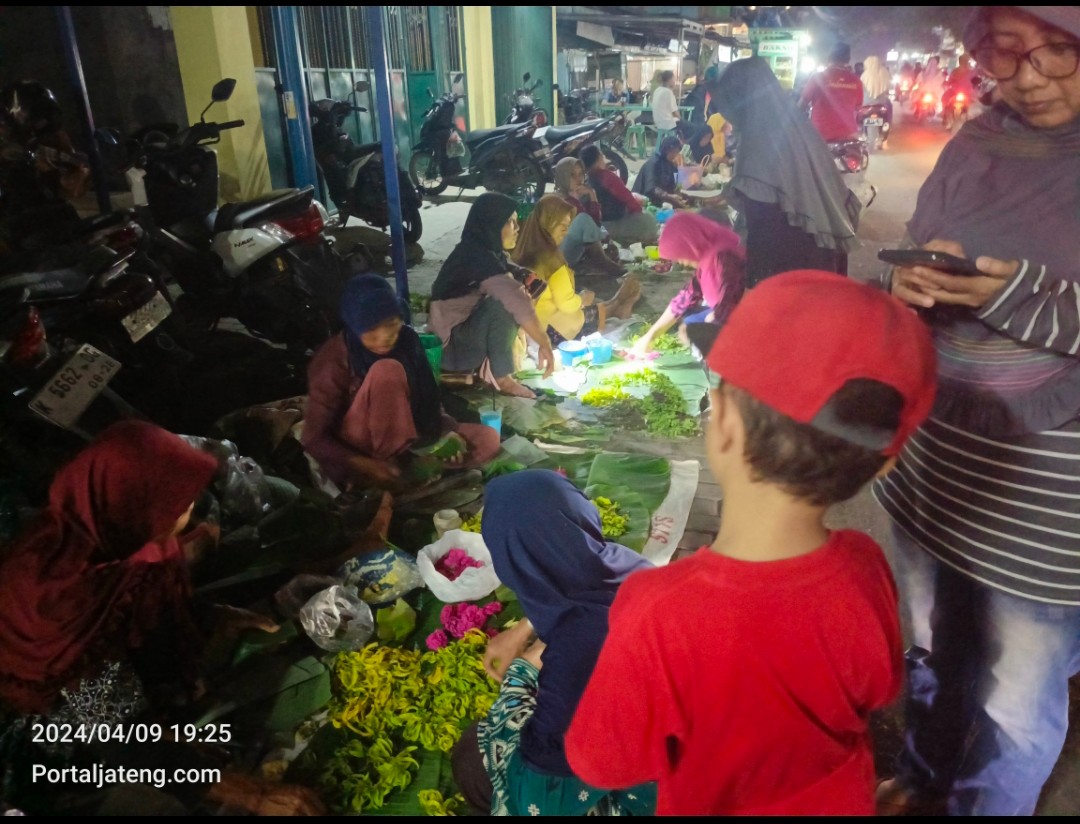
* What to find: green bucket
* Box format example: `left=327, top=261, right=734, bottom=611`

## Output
left=419, top=333, right=443, bottom=381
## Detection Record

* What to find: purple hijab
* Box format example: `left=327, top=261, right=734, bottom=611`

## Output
left=482, top=469, right=653, bottom=776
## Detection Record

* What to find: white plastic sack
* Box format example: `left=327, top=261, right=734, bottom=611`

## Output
left=416, top=528, right=501, bottom=603
left=298, top=584, right=374, bottom=652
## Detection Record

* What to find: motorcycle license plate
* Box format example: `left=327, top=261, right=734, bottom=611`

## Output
left=121, top=291, right=171, bottom=342
left=866, top=116, right=884, bottom=126
left=29, top=344, right=121, bottom=430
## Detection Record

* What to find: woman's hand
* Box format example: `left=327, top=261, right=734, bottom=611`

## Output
left=537, top=339, right=555, bottom=378
left=520, top=639, right=547, bottom=671
left=442, top=432, right=467, bottom=466
left=892, top=240, right=1019, bottom=310
left=346, top=454, right=401, bottom=490
left=629, top=334, right=654, bottom=357
left=484, top=619, right=534, bottom=682
left=207, top=773, right=326, bottom=816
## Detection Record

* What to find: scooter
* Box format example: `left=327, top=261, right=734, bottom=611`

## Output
left=504, top=73, right=547, bottom=126
left=856, top=103, right=891, bottom=151
left=132, top=79, right=349, bottom=352
left=309, top=81, right=424, bottom=242
left=409, top=78, right=546, bottom=200
left=911, top=90, right=938, bottom=124
left=941, top=85, right=970, bottom=132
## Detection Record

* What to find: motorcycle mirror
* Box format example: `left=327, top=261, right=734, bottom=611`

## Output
left=453, top=73, right=464, bottom=85
left=353, top=80, right=370, bottom=94
left=200, top=78, right=236, bottom=122
left=94, top=127, right=120, bottom=147
left=211, top=78, right=237, bottom=102
left=428, top=88, right=435, bottom=99
left=523, top=72, right=531, bottom=83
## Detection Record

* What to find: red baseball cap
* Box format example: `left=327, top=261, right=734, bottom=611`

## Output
left=688, top=270, right=938, bottom=455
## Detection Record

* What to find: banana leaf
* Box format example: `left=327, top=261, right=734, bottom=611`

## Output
left=586, top=453, right=671, bottom=513
left=366, top=747, right=457, bottom=816
left=585, top=483, right=651, bottom=553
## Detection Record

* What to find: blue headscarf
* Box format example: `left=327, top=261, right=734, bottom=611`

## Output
left=482, top=469, right=653, bottom=775
left=339, top=275, right=442, bottom=444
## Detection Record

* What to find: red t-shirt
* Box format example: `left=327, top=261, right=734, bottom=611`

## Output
left=801, top=66, right=863, bottom=142
left=564, top=530, right=903, bottom=816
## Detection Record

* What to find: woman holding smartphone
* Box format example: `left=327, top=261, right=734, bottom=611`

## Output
left=872, top=6, right=1080, bottom=816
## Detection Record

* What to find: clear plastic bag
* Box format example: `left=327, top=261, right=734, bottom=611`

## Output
left=298, top=584, right=374, bottom=652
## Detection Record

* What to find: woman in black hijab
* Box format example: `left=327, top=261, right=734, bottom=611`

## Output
left=430, top=193, right=554, bottom=399
left=631, top=137, right=690, bottom=208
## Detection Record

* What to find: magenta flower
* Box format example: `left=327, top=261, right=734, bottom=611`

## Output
left=426, top=629, right=449, bottom=650
left=434, top=548, right=486, bottom=581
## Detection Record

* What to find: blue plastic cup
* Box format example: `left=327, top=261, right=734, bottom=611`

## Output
left=480, top=408, right=502, bottom=436
left=587, top=338, right=613, bottom=364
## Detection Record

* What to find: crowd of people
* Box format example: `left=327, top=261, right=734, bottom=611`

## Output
left=1, top=4, right=1078, bottom=817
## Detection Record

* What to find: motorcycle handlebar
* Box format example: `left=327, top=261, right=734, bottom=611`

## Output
left=218, top=120, right=245, bottom=130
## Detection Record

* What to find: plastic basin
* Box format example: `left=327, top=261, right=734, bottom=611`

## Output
left=587, top=338, right=613, bottom=364
left=557, top=340, right=589, bottom=367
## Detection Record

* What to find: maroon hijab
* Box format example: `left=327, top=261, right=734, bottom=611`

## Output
left=0, top=421, right=218, bottom=714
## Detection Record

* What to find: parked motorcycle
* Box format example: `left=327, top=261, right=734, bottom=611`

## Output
left=409, top=80, right=546, bottom=200
left=0, top=241, right=176, bottom=437
left=557, top=86, right=599, bottom=125
left=532, top=113, right=630, bottom=185
left=131, top=78, right=349, bottom=352
left=504, top=73, right=547, bottom=126
left=309, top=81, right=423, bottom=242
left=856, top=103, right=890, bottom=151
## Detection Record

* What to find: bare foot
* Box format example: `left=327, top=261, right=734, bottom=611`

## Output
left=496, top=374, right=536, bottom=399
left=607, top=276, right=642, bottom=319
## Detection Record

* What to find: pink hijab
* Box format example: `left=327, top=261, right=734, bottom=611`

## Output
left=658, top=212, right=746, bottom=308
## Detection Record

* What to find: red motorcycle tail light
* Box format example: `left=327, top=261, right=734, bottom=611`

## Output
left=956, top=92, right=966, bottom=103
left=845, top=155, right=862, bottom=172
left=923, top=93, right=935, bottom=104
left=533, top=111, right=548, bottom=127
left=272, top=203, right=326, bottom=246
left=7, top=306, right=47, bottom=367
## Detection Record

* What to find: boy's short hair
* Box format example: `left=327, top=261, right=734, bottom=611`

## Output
left=579, top=145, right=603, bottom=169
left=660, top=70, right=675, bottom=84
left=689, top=270, right=938, bottom=503
left=727, top=379, right=901, bottom=506
left=830, top=42, right=852, bottom=65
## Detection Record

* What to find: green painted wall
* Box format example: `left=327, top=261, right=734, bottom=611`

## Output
left=491, top=7, right=554, bottom=124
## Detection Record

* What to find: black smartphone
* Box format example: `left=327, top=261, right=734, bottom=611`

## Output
left=878, top=248, right=983, bottom=277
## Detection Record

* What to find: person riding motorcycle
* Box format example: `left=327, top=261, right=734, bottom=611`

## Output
left=798, top=42, right=863, bottom=142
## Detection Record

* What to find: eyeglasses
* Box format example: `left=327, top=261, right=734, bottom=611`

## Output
left=973, top=42, right=1080, bottom=81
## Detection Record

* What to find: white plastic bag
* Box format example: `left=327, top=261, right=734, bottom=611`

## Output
left=416, top=529, right=501, bottom=603
left=298, top=584, right=375, bottom=652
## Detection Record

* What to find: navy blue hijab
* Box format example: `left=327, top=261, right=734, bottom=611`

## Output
left=482, top=469, right=653, bottom=775
left=340, top=275, right=443, bottom=444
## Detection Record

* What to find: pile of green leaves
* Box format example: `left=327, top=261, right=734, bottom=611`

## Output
left=319, top=630, right=497, bottom=813
left=409, top=293, right=432, bottom=314
left=580, top=369, right=699, bottom=438
left=625, top=330, right=688, bottom=355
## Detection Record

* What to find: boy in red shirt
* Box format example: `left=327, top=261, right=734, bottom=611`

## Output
left=799, top=42, right=863, bottom=141
left=564, top=271, right=938, bottom=815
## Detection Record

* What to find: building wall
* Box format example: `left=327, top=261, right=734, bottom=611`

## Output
left=462, top=6, right=496, bottom=129
left=170, top=6, right=271, bottom=201
left=491, top=7, right=556, bottom=125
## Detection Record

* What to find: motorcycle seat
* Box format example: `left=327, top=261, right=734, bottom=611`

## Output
left=215, top=186, right=316, bottom=231
left=542, top=121, right=602, bottom=144
left=0, top=267, right=90, bottom=305
left=464, top=123, right=524, bottom=146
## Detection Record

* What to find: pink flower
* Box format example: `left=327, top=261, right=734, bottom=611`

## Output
left=426, top=629, right=449, bottom=650
left=440, top=603, right=490, bottom=638
left=435, top=548, right=485, bottom=581
left=482, top=601, right=503, bottom=617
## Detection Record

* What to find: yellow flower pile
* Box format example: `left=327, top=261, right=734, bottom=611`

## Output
left=322, top=629, right=497, bottom=814
left=592, top=496, right=629, bottom=538
left=460, top=511, right=483, bottom=533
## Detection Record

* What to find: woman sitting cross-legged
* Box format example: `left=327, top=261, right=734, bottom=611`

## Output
left=451, top=469, right=658, bottom=816
left=631, top=136, right=691, bottom=209
left=631, top=211, right=746, bottom=356
left=580, top=145, right=659, bottom=248
left=513, top=194, right=641, bottom=345
left=302, top=275, right=501, bottom=492
left=429, top=193, right=555, bottom=399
